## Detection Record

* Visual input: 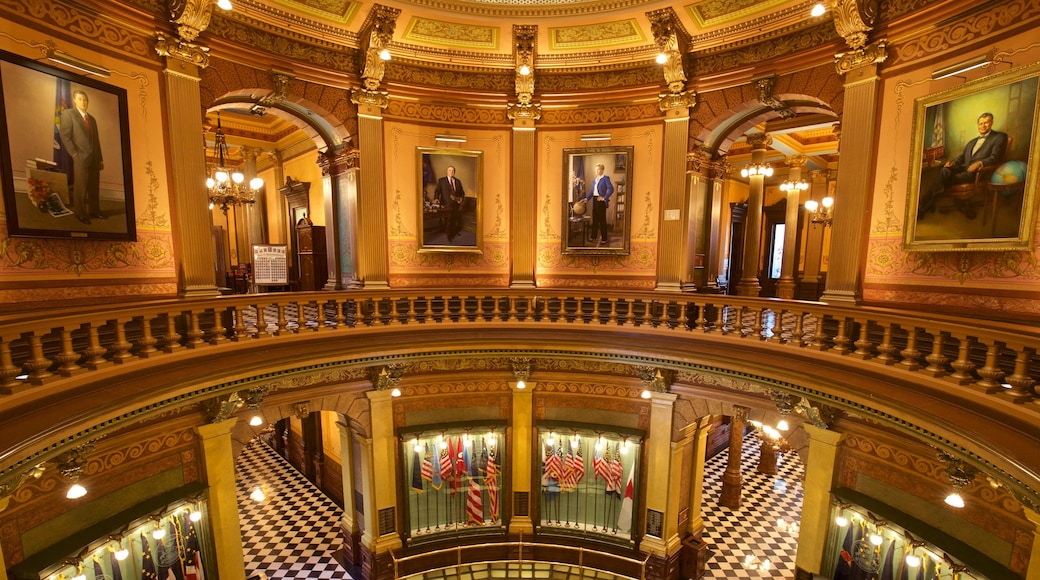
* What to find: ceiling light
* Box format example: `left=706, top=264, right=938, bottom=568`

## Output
left=216, top=0, right=232, bottom=9
left=741, top=164, right=773, bottom=178
left=931, top=53, right=993, bottom=80
left=114, top=548, right=130, bottom=561
left=250, top=486, right=266, bottom=502
left=655, top=52, right=668, bottom=65
left=189, top=510, right=202, bottom=522
left=379, top=48, right=391, bottom=61
left=391, top=387, right=402, bottom=397
left=581, top=133, right=611, bottom=141
left=435, top=133, right=467, bottom=143
left=810, top=3, right=826, bottom=17
left=905, top=553, right=921, bottom=567
left=779, top=180, right=809, bottom=192
left=835, top=515, right=848, bottom=526
left=249, top=415, right=264, bottom=427
left=46, top=49, right=110, bottom=77
left=152, top=528, right=166, bottom=540
left=66, top=483, right=87, bottom=499
left=519, top=64, right=531, bottom=76
left=206, top=113, right=262, bottom=215
left=944, top=492, right=965, bottom=508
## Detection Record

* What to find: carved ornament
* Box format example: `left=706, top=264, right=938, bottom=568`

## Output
left=834, top=40, right=887, bottom=76
left=513, top=25, right=537, bottom=107
left=257, top=70, right=294, bottom=106
left=831, top=0, right=879, bottom=50
left=318, top=146, right=361, bottom=177
left=359, top=4, right=400, bottom=91
left=732, top=404, right=750, bottom=423
left=648, top=8, right=689, bottom=94
left=506, top=102, right=543, bottom=121
left=658, top=90, right=697, bottom=112
left=753, top=76, right=794, bottom=119
left=204, top=392, right=243, bottom=423
left=167, top=0, right=213, bottom=42
left=371, top=363, right=406, bottom=391
left=292, top=401, right=311, bottom=419
left=745, top=132, right=772, bottom=150
left=154, top=33, right=210, bottom=68
left=351, top=87, right=390, bottom=110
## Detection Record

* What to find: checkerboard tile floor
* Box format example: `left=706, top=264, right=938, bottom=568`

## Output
left=701, top=433, right=805, bottom=578
left=235, top=432, right=802, bottom=579
left=237, top=437, right=349, bottom=580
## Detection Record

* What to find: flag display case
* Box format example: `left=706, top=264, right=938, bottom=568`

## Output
left=537, top=429, right=641, bottom=543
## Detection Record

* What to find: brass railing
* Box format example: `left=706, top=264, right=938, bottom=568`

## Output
left=390, top=538, right=649, bottom=580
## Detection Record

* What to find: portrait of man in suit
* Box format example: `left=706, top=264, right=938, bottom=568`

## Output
left=59, top=89, right=106, bottom=225
left=434, top=165, right=466, bottom=241
left=584, top=163, right=614, bottom=244
left=918, top=112, right=1008, bottom=220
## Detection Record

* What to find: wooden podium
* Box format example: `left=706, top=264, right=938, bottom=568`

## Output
left=296, top=221, right=327, bottom=291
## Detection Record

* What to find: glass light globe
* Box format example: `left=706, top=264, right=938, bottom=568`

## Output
left=805, top=199, right=819, bottom=212
left=811, top=3, right=826, bottom=17
left=217, top=0, right=232, bottom=9
left=231, top=172, right=245, bottom=184
left=115, top=548, right=130, bottom=561
left=66, top=483, right=87, bottom=499
left=189, top=510, right=202, bottom=522
left=519, top=64, right=531, bottom=76
left=379, top=48, right=391, bottom=61
left=905, top=554, right=921, bottom=567
left=945, top=492, right=965, bottom=508
left=822, top=196, right=834, bottom=208
left=215, top=170, right=229, bottom=183
left=655, top=52, right=668, bottom=64
left=249, top=177, right=264, bottom=190
left=152, top=528, right=166, bottom=540
left=835, top=515, right=848, bottom=526
left=206, top=177, right=215, bottom=188
left=869, top=533, right=883, bottom=546
left=249, top=415, right=263, bottom=427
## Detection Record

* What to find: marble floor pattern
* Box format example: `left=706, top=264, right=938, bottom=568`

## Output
left=236, top=432, right=803, bottom=579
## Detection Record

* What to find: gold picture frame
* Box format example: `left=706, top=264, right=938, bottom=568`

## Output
left=562, top=146, right=634, bottom=255
left=904, top=61, right=1040, bottom=251
left=417, top=147, right=483, bottom=253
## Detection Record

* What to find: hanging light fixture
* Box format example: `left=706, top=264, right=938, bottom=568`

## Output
left=804, top=196, right=834, bottom=226
left=741, top=164, right=774, bottom=178
left=779, top=179, right=809, bottom=193
left=206, top=113, right=263, bottom=215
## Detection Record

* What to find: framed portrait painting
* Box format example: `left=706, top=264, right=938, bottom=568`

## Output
left=904, top=61, right=1040, bottom=251
left=562, top=146, right=634, bottom=255
left=417, top=147, right=482, bottom=252
left=0, top=49, right=136, bottom=241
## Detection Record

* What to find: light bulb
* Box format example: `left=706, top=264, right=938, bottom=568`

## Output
left=641, top=389, right=652, bottom=399
left=548, top=433, right=555, bottom=447
left=231, top=172, right=245, bottom=184
left=249, top=415, right=263, bottom=427
left=250, top=486, right=266, bottom=502
left=805, top=199, right=819, bottom=212
left=811, top=3, right=826, bottom=16
left=776, top=420, right=789, bottom=431
left=821, top=196, right=834, bottom=208
left=249, top=177, right=264, bottom=190
left=379, top=48, right=391, bottom=61
left=206, top=177, right=215, bottom=188
left=905, top=554, right=921, bottom=567
left=152, top=528, right=166, bottom=540
left=414, top=442, right=423, bottom=453
left=66, top=483, right=87, bottom=499
left=869, top=533, right=883, bottom=546
left=115, top=548, right=130, bottom=561
left=519, top=64, right=531, bottom=76
left=217, top=0, right=232, bottom=9
left=72, top=575, right=87, bottom=580
left=391, top=388, right=401, bottom=397
left=215, top=170, right=228, bottom=183
left=488, top=433, right=496, bottom=447
left=945, top=492, right=965, bottom=508
left=439, top=439, right=448, bottom=450
left=835, top=515, right=848, bottom=526
left=189, top=510, right=202, bottom=522
left=655, top=52, right=668, bottom=64
left=516, top=379, right=526, bottom=389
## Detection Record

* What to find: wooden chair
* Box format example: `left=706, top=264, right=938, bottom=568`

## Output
left=940, top=137, right=1011, bottom=220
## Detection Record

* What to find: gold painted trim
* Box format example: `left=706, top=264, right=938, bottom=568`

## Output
left=686, top=0, right=790, bottom=28
left=549, top=19, right=645, bottom=50
left=403, top=17, right=500, bottom=50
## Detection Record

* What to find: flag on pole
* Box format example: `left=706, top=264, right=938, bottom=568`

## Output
left=572, top=445, right=585, bottom=487
left=181, top=512, right=203, bottom=580
left=94, top=557, right=109, bottom=580
left=466, top=437, right=483, bottom=523
left=833, top=523, right=854, bottom=580
left=411, top=443, right=424, bottom=493
left=109, top=547, right=125, bottom=580
left=593, top=443, right=606, bottom=482
left=607, top=443, right=623, bottom=497
left=421, top=443, right=435, bottom=482
left=53, top=78, right=73, bottom=176
left=486, top=446, right=499, bottom=520
left=616, top=463, right=635, bottom=532
left=439, top=438, right=453, bottom=489
left=141, top=533, right=158, bottom=580
left=562, top=446, right=577, bottom=491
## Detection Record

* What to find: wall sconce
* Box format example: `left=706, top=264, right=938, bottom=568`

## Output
left=938, top=450, right=978, bottom=509
left=379, top=48, right=391, bottom=61
left=580, top=133, right=611, bottom=141
left=804, top=196, right=834, bottom=226
left=810, top=2, right=826, bottom=16
left=931, top=52, right=993, bottom=80
left=46, top=49, right=110, bottom=77
left=779, top=179, right=808, bottom=193
left=435, top=133, right=467, bottom=143
left=518, top=63, right=531, bottom=76
left=741, top=164, right=773, bottom=178
left=511, top=357, right=531, bottom=389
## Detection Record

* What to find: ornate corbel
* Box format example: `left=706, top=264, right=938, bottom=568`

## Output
left=258, top=70, right=294, bottom=107
left=317, top=145, right=360, bottom=177
left=510, top=357, right=531, bottom=384
left=508, top=25, right=542, bottom=122
left=203, top=391, right=244, bottom=423
left=167, top=0, right=213, bottom=43
left=834, top=40, right=887, bottom=76
left=358, top=4, right=400, bottom=93
left=754, top=76, right=795, bottom=119
left=155, top=32, right=210, bottom=68
left=634, top=365, right=672, bottom=394
left=831, top=0, right=879, bottom=51
left=648, top=8, right=696, bottom=113
left=351, top=87, right=390, bottom=110
left=371, top=363, right=406, bottom=392
left=292, top=401, right=311, bottom=419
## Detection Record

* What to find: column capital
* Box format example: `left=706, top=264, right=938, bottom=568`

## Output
left=155, top=33, right=210, bottom=68
left=166, top=0, right=214, bottom=43
left=658, top=90, right=697, bottom=113
left=351, top=88, right=389, bottom=111
left=318, top=146, right=361, bottom=177
left=745, top=132, right=772, bottom=150
left=834, top=40, right=887, bottom=76
left=506, top=102, right=542, bottom=122
left=786, top=155, right=808, bottom=169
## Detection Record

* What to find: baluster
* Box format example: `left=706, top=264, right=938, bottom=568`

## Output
left=974, top=342, right=1005, bottom=393
left=694, top=302, right=707, bottom=331
left=853, top=321, right=874, bottom=359
left=22, top=332, right=53, bottom=384
left=832, top=318, right=852, bottom=354
left=710, top=304, right=725, bottom=335
left=136, top=315, right=159, bottom=358
left=208, top=308, right=228, bottom=343
left=1002, top=347, right=1036, bottom=404
left=162, top=312, right=183, bottom=352
left=922, top=332, right=949, bottom=377
left=766, top=309, right=783, bottom=343
left=490, top=295, right=502, bottom=322
left=184, top=311, right=205, bottom=348
left=276, top=302, right=289, bottom=335
left=808, top=314, right=829, bottom=351
left=310, top=301, right=324, bottom=331
left=231, top=306, right=249, bottom=341
left=54, top=328, right=83, bottom=375
left=899, top=327, right=922, bottom=371
left=509, top=295, right=520, bottom=322
left=948, top=336, right=976, bottom=385
left=675, top=301, right=689, bottom=331
left=787, top=312, right=805, bottom=347
left=875, top=325, right=898, bottom=365
left=0, top=339, right=25, bottom=394
left=626, top=299, right=637, bottom=327
left=593, top=298, right=603, bottom=325
left=83, top=324, right=110, bottom=368
left=254, top=303, right=271, bottom=338
left=110, top=319, right=134, bottom=363
left=609, top=298, right=619, bottom=326
left=333, top=299, right=348, bottom=328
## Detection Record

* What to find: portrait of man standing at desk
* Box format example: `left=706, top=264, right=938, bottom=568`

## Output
left=435, top=165, right=466, bottom=241
left=59, top=89, right=105, bottom=225
left=585, top=163, right=614, bottom=244
left=919, top=111, right=1007, bottom=220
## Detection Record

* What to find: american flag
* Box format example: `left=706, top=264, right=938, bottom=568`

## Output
left=593, top=442, right=606, bottom=482
left=544, top=442, right=563, bottom=480
left=486, top=445, right=499, bottom=520
left=571, top=444, right=585, bottom=486
left=421, top=443, right=434, bottom=482
left=607, top=442, right=623, bottom=497
left=439, top=438, right=453, bottom=487
left=466, top=437, right=483, bottom=523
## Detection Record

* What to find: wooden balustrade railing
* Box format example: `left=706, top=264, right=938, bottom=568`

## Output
left=0, top=290, right=1036, bottom=401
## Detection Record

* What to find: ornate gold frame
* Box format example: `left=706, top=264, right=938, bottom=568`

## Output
left=417, top=147, right=483, bottom=253
left=562, top=146, right=634, bottom=256
left=904, top=61, right=1040, bottom=252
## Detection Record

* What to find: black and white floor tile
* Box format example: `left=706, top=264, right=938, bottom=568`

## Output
left=236, top=438, right=349, bottom=580
left=701, top=433, right=805, bottom=579
left=235, top=432, right=802, bottom=580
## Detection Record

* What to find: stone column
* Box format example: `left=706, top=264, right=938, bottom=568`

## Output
left=350, top=94, right=391, bottom=289
left=510, top=125, right=537, bottom=287
left=336, top=419, right=361, bottom=566
left=821, top=46, right=886, bottom=304
left=683, top=150, right=713, bottom=292
left=318, top=147, right=361, bottom=290
left=756, top=436, right=778, bottom=474
left=243, top=146, right=267, bottom=254
left=794, top=423, right=846, bottom=578
left=719, top=405, right=749, bottom=508
left=195, top=419, right=247, bottom=580
left=363, top=390, right=402, bottom=554
left=800, top=170, right=828, bottom=299
left=640, top=391, right=679, bottom=557
left=156, top=39, right=218, bottom=297
left=735, top=134, right=769, bottom=296
left=509, top=380, right=535, bottom=534
left=1023, top=507, right=1040, bottom=580
left=776, top=156, right=806, bottom=299
left=656, top=107, right=692, bottom=292
left=269, top=151, right=289, bottom=245
left=356, top=434, right=378, bottom=579
left=684, top=416, right=712, bottom=538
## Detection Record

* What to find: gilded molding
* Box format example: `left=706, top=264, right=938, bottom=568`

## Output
left=155, top=32, right=210, bottom=67
left=167, top=0, right=213, bottom=42
left=318, top=146, right=361, bottom=176
left=540, top=102, right=660, bottom=125
left=513, top=24, right=537, bottom=106
left=648, top=8, right=688, bottom=95
left=403, top=17, right=499, bottom=50
left=658, top=90, right=697, bottom=112
left=745, top=132, right=772, bottom=150
left=387, top=100, right=509, bottom=125
left=537, top=65, right=660, bottom=92
left=753, top=75, right=794, bottom=119
left=351, top=87, right=390, bottom=109
left=549, top=19, right=644, bottom=50
left=693, top=22, right=840, bottom=76
left=506, top=102, right=542, bottom=121
left=0, top=0, right=155, bottom=58
left=834, top=40, right=887, bottom=76
left=359, top=4, right=399, bottom=91
left=831, top=0, right=879, bottom=50
left=390, top=63, right=514, bottom=92
left=205, top=18, right=359, bottom=71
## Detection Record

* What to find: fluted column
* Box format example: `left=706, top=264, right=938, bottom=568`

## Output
left=510, top=127, right=537, bottom=287
left=794, top=424, right=845, bottom=577
left=735, top=134, right=769, bottom=296
left=719, top=405, right=749, bottom=508
left=243, top=146, right=267, bottom=253
left=363, top=390, right=402, bottom=554
left=683, top=151, right=708, bottom=291
left=336, top=420, right=361, bottom=566
left=509, top=380, right=535, bottom=534
left=800, top=170, right=828, bottom=298
left=684, top=416, right=713, bottom=537
left=350, top=97, right=391, bottom=289
left=641, top=392, right=679, bottom=557
left=157, top=44, right=218, bottom=297
left=821, top=50, right=885, bottom=304
left=319, top=148, right=361, bottom=290
left=195, top=419, right=247, bottom=580
left=656, top=110, right=691, bottom=292
left=269, top=151, right=289, bottom=245
left=776, top=156, right=807, bottom=299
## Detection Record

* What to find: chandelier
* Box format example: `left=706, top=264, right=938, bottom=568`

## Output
left=740, top=163, right=773, bottom=178
left=804, top=196, right=834, bottom=226
left=779, top=179, right=808, bottom=192
left=206, top=113, right=263, bottom=215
